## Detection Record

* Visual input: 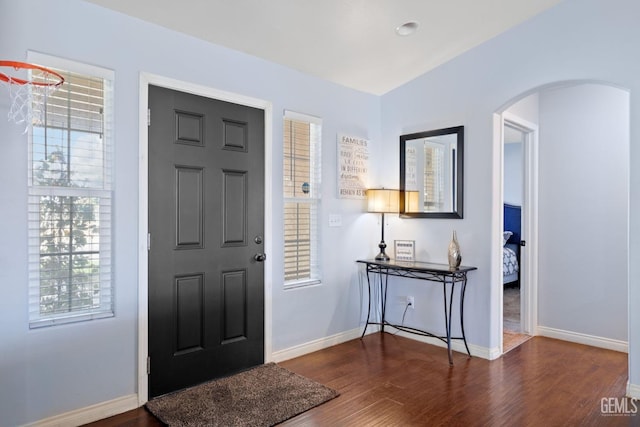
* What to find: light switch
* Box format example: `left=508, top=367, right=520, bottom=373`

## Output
left=328, top=214, right=342, bottom=227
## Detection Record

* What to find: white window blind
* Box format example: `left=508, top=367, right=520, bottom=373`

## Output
left=27, top=53, right=114, bottom=328
left=283, top=111, right=321, bottom=287
left=423, top=143, right=445, bottom=212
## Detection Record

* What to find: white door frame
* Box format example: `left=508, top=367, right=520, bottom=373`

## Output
left=137, top=73, right=273, bottom=404
left=494, top=111, right=539, bottom=355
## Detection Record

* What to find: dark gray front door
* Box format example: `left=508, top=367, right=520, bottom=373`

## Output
left=148, top=85, right=265, bottom=398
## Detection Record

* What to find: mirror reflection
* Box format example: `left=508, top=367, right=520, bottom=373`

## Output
left=400, top=126, right=464, bottom=218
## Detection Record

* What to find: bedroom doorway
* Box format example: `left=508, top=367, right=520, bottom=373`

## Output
left=501, top=110, right=538, bottom=353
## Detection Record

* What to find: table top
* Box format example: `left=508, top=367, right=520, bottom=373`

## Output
left=357, top=259, right=477, bottom=274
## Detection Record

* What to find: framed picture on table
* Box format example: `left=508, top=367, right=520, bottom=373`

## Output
left=394, top=240, right=415, bottom=261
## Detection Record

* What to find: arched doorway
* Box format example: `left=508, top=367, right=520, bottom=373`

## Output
left=494, top=82, right=630, bottom=355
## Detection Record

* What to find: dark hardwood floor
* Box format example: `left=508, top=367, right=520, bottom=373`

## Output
left=86, top=334, right=636, bottom=426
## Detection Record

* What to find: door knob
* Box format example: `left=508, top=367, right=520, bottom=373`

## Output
left=254, top=253, right=267, bottom=262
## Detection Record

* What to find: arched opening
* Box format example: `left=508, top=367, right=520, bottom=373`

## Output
left=493, top=82, right=630, bottom=356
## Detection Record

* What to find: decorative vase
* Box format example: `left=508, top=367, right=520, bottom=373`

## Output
left=448, top=230, right=462, bottom=268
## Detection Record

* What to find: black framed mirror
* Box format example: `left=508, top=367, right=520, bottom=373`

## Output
left=400, top=126, right=464, bottom=218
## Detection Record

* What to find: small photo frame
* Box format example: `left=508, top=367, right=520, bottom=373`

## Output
left=394, top=240, right=415, bottom=261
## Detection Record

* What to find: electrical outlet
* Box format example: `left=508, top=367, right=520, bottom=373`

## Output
left=406, top=295, right=415, bottom=309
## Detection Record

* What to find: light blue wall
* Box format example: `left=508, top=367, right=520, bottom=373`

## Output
left=0, top=0, right=380, bottom=424
left=503, top=94, right=538, bottom=207
left=380, top=0, right=638, bottom=388
left=538, top=84, right=628, bottom=341
left=503, top=142, right=523, bottom=206
left=507, top=93, right=539, bottom=126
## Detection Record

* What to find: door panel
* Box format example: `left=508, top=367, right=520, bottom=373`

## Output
left=221, top=269, right=247, bottom=343
left=175, top=274, right=204, bottom=353
left=222, top=171, right=247, bottom=245
left=148, top=85, right=265, bottom=398
left=175, top=166, right=204, bottom=248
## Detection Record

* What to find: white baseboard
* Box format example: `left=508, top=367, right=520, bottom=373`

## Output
left=390, top=327, right=493, bottom=360
left=271, top=327, right=365, bottom=362
left=537, top=326, right=628, bottom=353
left=23, top=394, right=138, bottom=427
left=271, top=324, right=496, bottom=363
left=628, top=382, right=640, bottom=399
left=487, top=345, right=503, bottom=360
left=271, top=325, right=495, bottom=363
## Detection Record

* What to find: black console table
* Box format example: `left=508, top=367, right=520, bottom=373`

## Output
left=357, top=259, right=477, bottom=365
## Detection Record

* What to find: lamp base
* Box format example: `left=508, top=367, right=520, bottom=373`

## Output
left=375, top=241, right=390, bottom=261
left=375, top=252, right=390, bottom=261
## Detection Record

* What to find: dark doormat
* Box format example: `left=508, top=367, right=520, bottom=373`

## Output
left=146, top=362, right=339, bottom=426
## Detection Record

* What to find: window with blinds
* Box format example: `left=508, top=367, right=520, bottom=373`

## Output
left=283, top=111, right=321, bottom=287
left=27, top=54, right=114, bottom=328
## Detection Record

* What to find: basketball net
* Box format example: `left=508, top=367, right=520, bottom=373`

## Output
left=0, top=61, right=65, bottom=132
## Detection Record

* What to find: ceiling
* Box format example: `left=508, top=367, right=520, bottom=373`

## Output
left=83, top=0, right=563, bottom=95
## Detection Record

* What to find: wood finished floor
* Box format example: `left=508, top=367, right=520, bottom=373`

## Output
left=87, top=334, right=635, bottom=426
left=502, top=329, right=533, bottom=354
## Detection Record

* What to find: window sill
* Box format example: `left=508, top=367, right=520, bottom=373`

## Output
left=29, top=310, right=114, bottom=329
left=283, top=279, right=322, bottom=290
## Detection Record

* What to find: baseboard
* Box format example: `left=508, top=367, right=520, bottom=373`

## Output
left=537, top=326, right=628, bottom=353
left=23, top=394, right=138, bottom=427
left=487, top=345, right=503, bottom=360
left=627, top=382, right=640, bottom=399
left=390, top=327, right=493, bottom=360
left=271, top=324, right=494, bottom=363
left=271, top=327, right=365, bottom=362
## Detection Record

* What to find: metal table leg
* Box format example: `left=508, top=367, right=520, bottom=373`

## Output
left=380, top=268, right=389, bottom=333
left=443, top=279, right=456, bottom=365
left=361, top=267, right=372, bottom=338
left=460, top=275, right=471, bottom=357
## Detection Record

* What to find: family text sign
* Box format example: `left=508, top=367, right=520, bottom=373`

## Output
left=337, top=134, right=369, bottom=199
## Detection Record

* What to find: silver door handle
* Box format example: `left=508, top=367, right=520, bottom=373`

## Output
left=254, top=253, right=267, bottom=262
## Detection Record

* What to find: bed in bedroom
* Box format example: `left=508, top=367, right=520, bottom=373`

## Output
left=503, top=204, right=521, bottom=287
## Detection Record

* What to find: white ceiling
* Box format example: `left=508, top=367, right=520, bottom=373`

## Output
left=83, top=0, right=563, bottom=95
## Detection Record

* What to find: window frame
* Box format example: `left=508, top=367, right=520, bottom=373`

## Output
left=283, top=110, right=322, bottom=289
left=27, top=52, right=114, bottom=328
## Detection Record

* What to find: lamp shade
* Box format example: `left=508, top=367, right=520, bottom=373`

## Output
left=404, top=190, right=420, bottom=213
left=367, top=189, right=400, bottom=213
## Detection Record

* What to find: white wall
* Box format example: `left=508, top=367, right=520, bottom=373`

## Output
left=380, top=0, right=638, bottom=391
left=0, top=0, right=379, bottom=424
left=538, top=84, right=628, bottom=341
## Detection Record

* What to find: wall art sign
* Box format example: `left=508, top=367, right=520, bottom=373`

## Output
left=337, top=134, right=369, bottom=199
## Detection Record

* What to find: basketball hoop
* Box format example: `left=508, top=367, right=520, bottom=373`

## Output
left=0, top=60, right=65, bottom=130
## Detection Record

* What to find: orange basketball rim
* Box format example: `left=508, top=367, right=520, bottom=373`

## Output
left=0, top=60, right=64, bottom=87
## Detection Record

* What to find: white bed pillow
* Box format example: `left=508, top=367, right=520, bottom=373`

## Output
left=503, top=231, right=513, bottom=246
